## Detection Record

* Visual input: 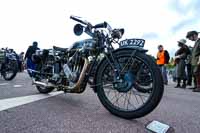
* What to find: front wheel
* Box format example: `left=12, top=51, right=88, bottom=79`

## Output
left=2, top=60, right=18, bottom=81
left=96, top=50, right=164, bottom=119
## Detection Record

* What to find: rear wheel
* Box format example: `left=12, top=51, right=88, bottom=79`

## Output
left=96, top=49, right=164, bottom=119
left=35, top=77, right=55, bottom=94
left=35, top=63, right=55, bottom=94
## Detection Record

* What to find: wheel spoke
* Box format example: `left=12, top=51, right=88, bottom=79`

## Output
left=132, top=90, right=149, bottom=97
left=127, top=91, right=137, bottom=109
left=123, top=93, right=128, bottom=109
left=112, top=93, right=124, bottom=106
left=100, top=54, right=155, bottom=112
left=138, top=94, right=145, bottom=104
left=120, top=57, right=136, bottom=74
left=134, top=92, right=140, bottom=105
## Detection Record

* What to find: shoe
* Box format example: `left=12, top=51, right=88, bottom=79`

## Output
left=180, top=84, right=186, bottom=89
left=195, top=76, right=200, bottom=92
left=175, top=78, right=181, bottom=88
left=193, top=88, right=200, bottom=92
left=175, top=84, right=181, bottom=88
left=188, top=87, right=196, bottom=90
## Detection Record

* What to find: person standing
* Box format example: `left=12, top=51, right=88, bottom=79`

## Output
left=18, top=52, right=24, bottom=72
left=186, top=31, right=200, bottom=92
left=156, top=45, right=170, bottom=85
left=174, top=39, right=190, bottom=88
left=24, top=41, right=39, bottom=77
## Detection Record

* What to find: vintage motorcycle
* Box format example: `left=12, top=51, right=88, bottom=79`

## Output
left=0, top=48, right=18, bottom=80
left=31, top=16, right=164, bottom=119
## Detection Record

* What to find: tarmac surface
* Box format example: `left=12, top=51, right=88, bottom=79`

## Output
left=0, top=72, right=200, bottom=133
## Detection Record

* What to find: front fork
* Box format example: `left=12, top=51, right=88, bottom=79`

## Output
left=104, top=50, right=137, bottom=83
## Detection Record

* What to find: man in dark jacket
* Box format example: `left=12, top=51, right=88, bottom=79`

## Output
left=186, top=31, right=200, bottom=92
left=25, top=41, right=39, bottom=77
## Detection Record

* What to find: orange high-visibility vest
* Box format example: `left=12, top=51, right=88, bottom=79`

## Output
left=157, top=50, right=165, bottom=65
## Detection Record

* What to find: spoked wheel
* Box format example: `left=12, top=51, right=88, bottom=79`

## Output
left=34, top=65, right=55, bottom=94
left=134, top=64, right=153, bottom=93
left=96, top=49, right=164, bottom=119
left=2, top=60, right=18, bottom=81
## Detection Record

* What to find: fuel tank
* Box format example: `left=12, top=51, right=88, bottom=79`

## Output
left=69, top=39, right=97, bottom=52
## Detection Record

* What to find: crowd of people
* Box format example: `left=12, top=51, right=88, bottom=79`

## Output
left=156, top=30, right=200, bottom=92
left=15, top=30, right=200, bottom=93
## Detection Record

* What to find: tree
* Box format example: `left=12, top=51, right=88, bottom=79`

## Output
left=166, top=57, right=175, bottom=69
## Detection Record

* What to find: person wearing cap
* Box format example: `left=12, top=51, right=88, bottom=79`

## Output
left=174, top=39, right=190, bottom=88
left=24, top=41, right=39, bottom=77
left=156, top=45, right=170, bottom=85
left=186, top=31, right=200, bottom=92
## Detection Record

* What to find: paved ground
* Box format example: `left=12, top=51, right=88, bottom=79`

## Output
left=0, top=72, right=200, bottom=133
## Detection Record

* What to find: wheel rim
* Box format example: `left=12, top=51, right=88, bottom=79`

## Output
left=100, top=55, right=154, bottom=111
left=4, top=71, right=15, bottom=78
left=3, top=62, right=16, bottom=79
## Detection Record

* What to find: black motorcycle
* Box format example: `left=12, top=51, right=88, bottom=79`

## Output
left=0, top=48, right=18, bottom=80
left=31, top=16, right=164, bottom=119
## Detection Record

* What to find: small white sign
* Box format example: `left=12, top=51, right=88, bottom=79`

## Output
left=146, top=120, right=170, bottom=133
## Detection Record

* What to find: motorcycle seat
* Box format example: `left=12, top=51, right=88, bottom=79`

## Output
left=53, top=46, right=68, bottom=52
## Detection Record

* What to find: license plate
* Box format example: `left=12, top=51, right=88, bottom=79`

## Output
left=119, top=39, right=145, bottom=48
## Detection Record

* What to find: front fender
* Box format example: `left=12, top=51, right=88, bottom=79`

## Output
left=115, top=46, right=148, bottom=53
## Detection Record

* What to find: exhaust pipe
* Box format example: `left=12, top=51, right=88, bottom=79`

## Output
left=66, top=58, right=89, bottom=92
left=32, top=80, right=54, bottom=88
left=32, top=58, right=89, bottom=92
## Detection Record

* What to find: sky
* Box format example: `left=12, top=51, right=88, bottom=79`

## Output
left=0, top=0, right=199, bottom=57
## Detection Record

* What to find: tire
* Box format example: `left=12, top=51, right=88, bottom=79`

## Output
left=2, top=60, right=18, bottom=81
left=96, top=49, right=164, bottom=119
left=34, top=64, right=55, bottom=94
left=35, top=77, right=55, bottom=94
left=36, top=86, right=54, bottom=94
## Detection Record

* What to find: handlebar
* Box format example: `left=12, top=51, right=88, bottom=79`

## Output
left=70, top=15, right=114, bottom=37
left=70, top=16, right=88, bottom=25
left=70, top=15, right=112, bottom=30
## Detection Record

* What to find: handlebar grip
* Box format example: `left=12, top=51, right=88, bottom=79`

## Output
left=93, top=22, right=107, bottom=28
left=70, top=16, right=87, bottom=25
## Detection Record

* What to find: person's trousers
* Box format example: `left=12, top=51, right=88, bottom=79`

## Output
left=159, top=65, right=168, bottom=84
left=193, top=65, right=200, bottom=88
left=27, top=58, right=35, bottom=77
left=186, top=64, right=192, bottom=85
left=196, top=76, right=200, bottom=88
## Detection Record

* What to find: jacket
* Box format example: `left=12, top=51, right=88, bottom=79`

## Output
left=25, top=46, right=39, bottom=59
left=191, top=38, right=200, bottom=66
left=157, top=50, right=170, bottom=65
